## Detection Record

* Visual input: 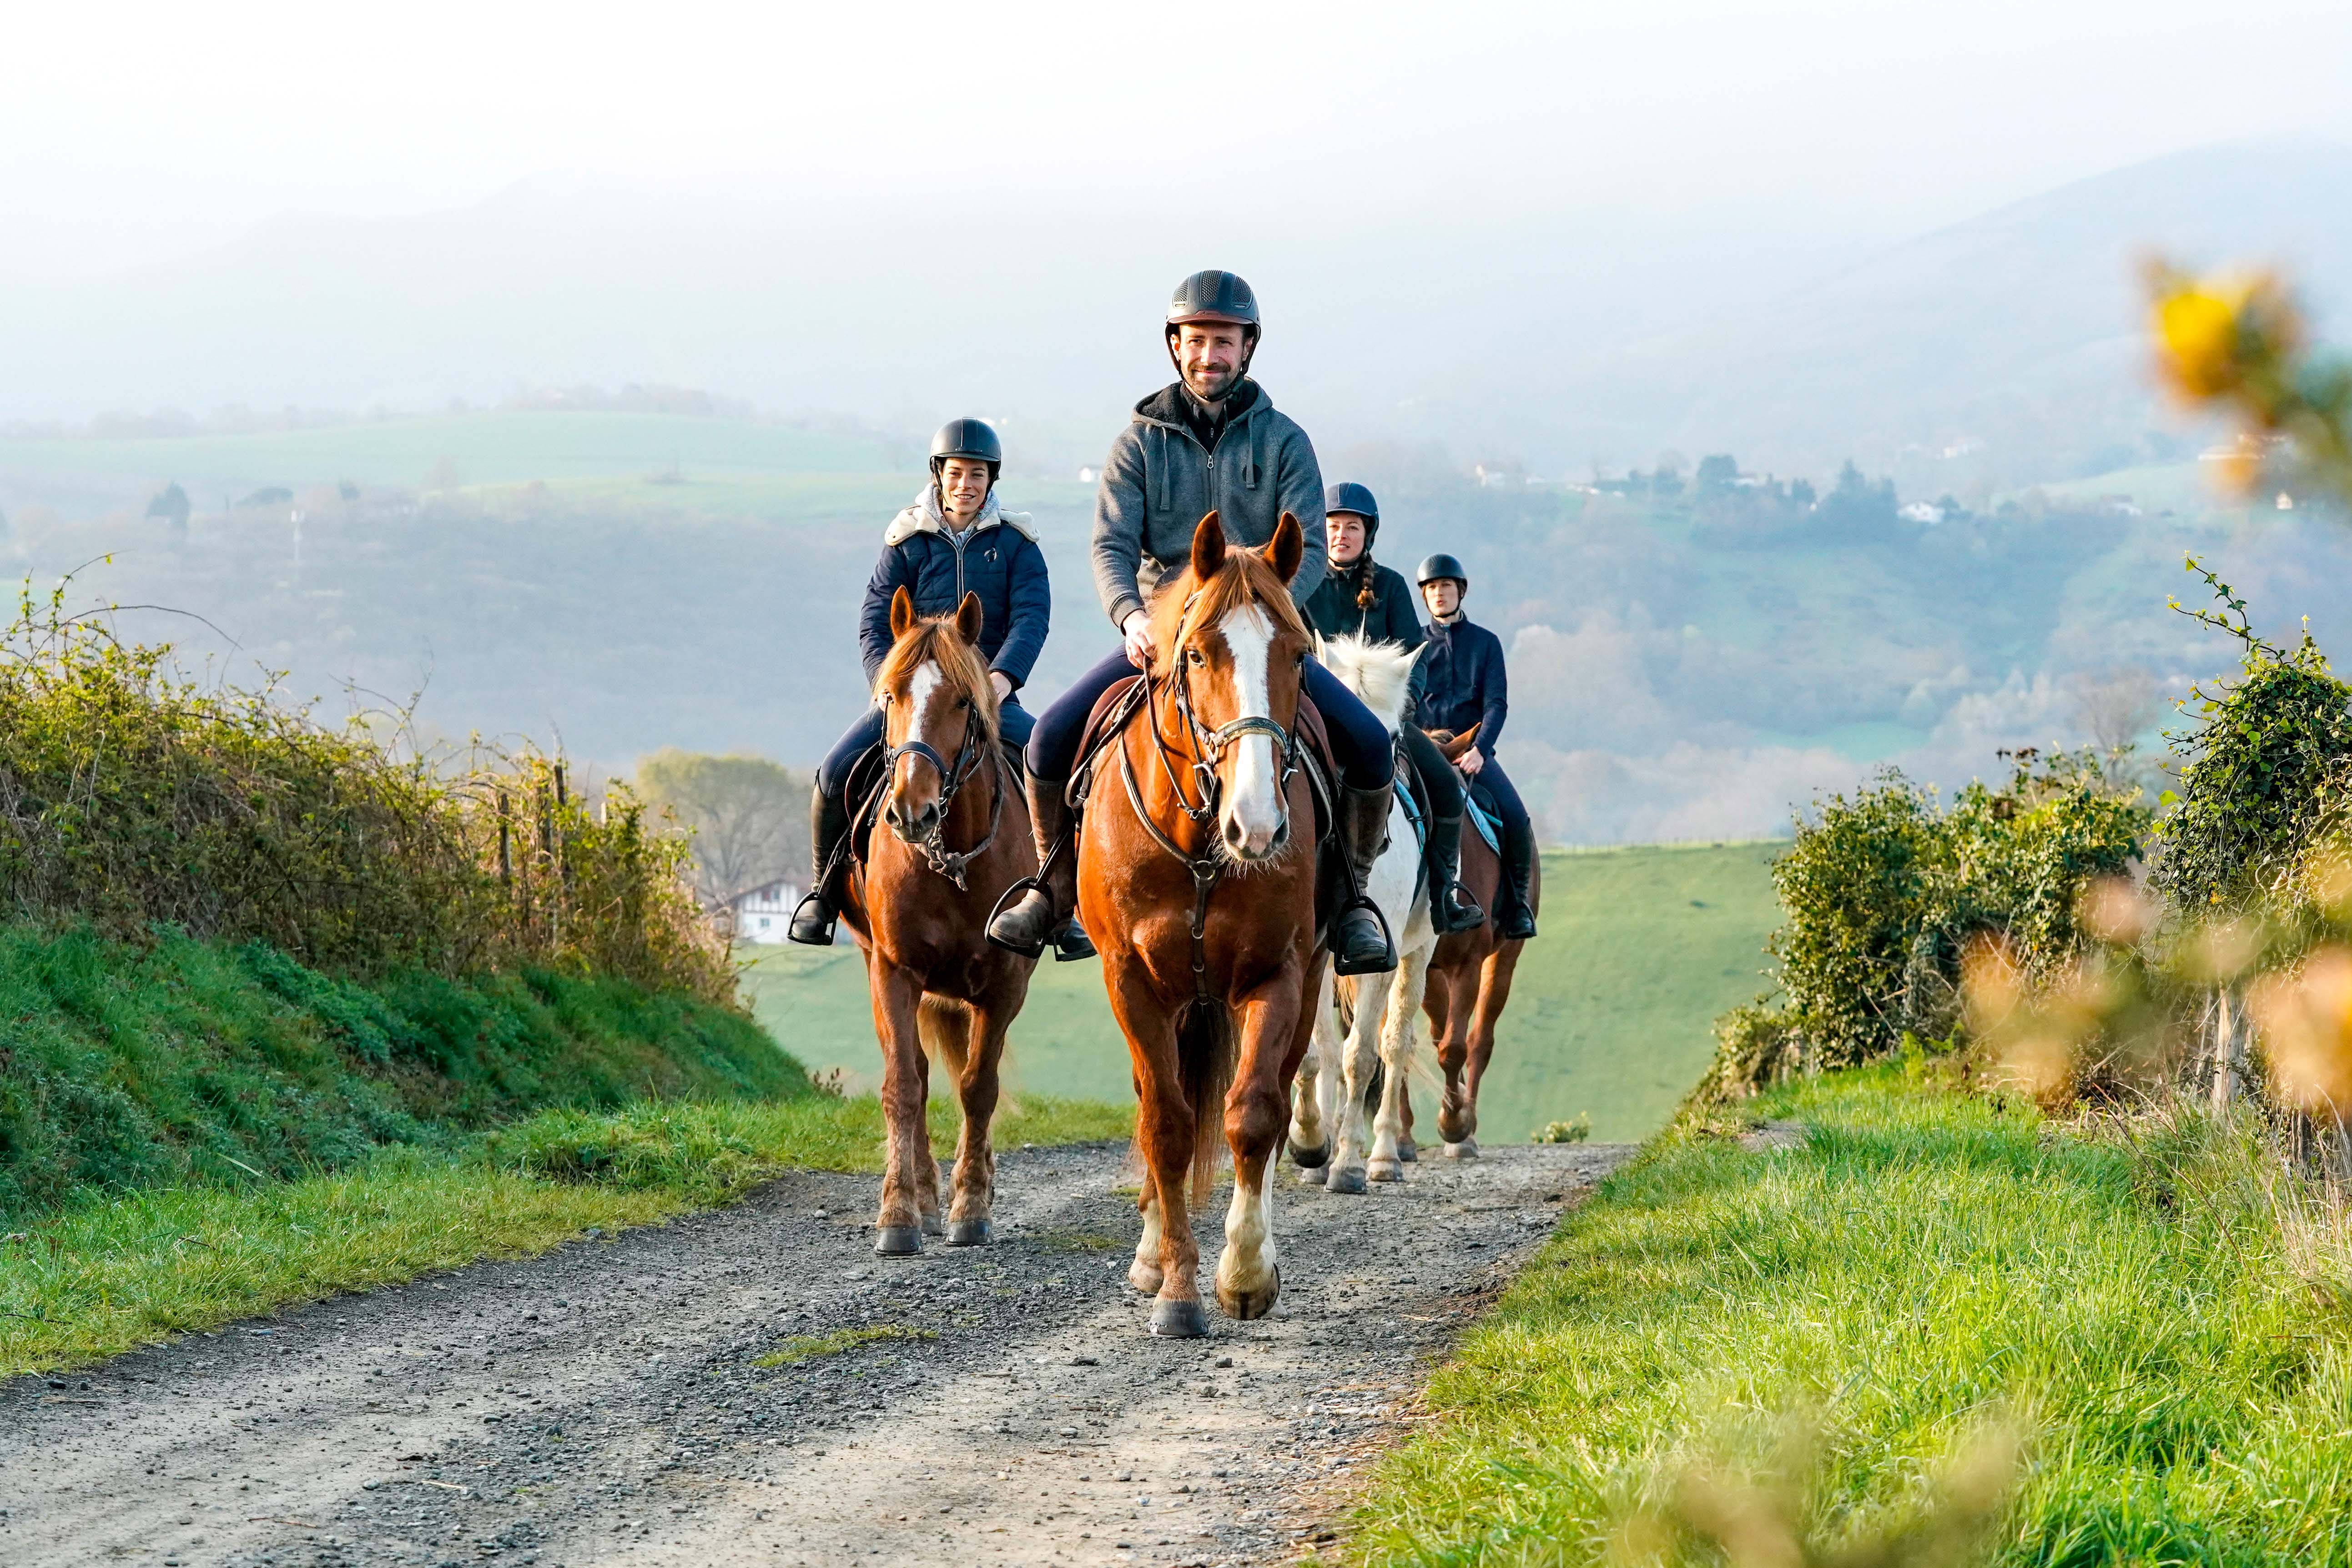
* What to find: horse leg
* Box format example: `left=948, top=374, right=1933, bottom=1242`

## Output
left=1326, top=974, right=1381, bottom=1195
left=1367, top=945, right=1428, bottom=1182
left=1287, top=968, right=1335, bottom=1184
left=1458, top=949, right=1521, bottom=1154
left=1217, top=969, right=1311, bottom=1320
left=946, top=1001, right=1006, bottom=1246
left=913, top=1034, right=944, bottom=1235
left=866, top=962, right=928, bottom=1254
left=1105, top=960, right=1200, bottom=1334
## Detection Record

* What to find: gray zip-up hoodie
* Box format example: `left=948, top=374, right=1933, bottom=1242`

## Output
left=1090, top=380, right=1328, bottom=630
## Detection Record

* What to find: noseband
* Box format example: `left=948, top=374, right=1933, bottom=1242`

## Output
left=882, top=694, right=1003, bottom=890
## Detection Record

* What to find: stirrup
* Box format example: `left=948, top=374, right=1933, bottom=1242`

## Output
left=985, top=877, right=1057, bottom=959
left=786, top=890, right=838, bottom=947
left=1331, top=897, right=1397, bottom=977
left=1432, top=882, right=1486, bottom=935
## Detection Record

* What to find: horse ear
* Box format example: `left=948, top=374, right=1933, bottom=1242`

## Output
left=1191, top=511, right=1227, bottom=582
left=953, top=590, right=983, bottom=645
left=1267, top=511, right=1304, bottom=584
left=890, top=585, right=916, bottom=640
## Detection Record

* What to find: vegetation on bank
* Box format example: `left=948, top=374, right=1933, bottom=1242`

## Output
left=0, top=1091, right=1129, bottom=1377
left=1347, top=1069, right=2352, bottom=1566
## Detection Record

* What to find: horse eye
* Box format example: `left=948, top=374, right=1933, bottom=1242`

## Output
left=1187, top=648, right=1204, bottom=665
left=958, top=696, right=970, bottom=709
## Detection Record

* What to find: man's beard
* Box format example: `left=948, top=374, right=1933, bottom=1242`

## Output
left=1184, top=362, right=1237, bottom=402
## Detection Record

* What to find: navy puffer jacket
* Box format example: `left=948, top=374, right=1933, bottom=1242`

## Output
left=857, top=489, right=1051, bottom=690
left=1408, top=616, right=1509, bottom=760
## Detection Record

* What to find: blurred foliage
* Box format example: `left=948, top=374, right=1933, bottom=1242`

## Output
left=2148, top=261, right=2352, bottom=503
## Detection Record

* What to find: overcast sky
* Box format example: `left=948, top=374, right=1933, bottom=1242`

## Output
left=8, top=0, right=2352, bottom=284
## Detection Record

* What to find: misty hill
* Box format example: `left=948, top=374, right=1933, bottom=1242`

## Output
left=4, top=408, right=2349, bottom=846
left=9, top=140, right=2352, bottom=491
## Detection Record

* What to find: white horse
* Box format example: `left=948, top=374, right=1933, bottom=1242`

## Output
left=1287, top=633, right=1436, bottom=1193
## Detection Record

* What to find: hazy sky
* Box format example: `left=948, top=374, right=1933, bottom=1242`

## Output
left=9, top=0, right=2352, bottom=282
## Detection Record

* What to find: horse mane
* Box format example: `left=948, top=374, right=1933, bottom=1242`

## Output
left=1315, top=632, right=1419, bottom=732
left=875, top=615, right=999, bottom=745
left=1151, top=542, right=1308, bottom=657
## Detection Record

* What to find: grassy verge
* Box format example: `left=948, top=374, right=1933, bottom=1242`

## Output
left=1345, top=1069, right=2352, bottom=1565
left=0, top=1091, right=1129, bottom=1377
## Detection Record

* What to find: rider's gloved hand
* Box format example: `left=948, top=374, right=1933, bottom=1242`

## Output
left=1122, top=610, right=1154, bottom=669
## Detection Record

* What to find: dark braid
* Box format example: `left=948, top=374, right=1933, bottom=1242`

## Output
left=1353, top=552, right=1378, bottom=611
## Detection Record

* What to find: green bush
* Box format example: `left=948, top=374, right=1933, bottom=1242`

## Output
left=1702, top=750, right=2147, bottom=1099
left=0, top=574, right=727, bottom=1000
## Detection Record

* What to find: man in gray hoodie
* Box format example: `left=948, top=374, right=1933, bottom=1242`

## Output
left=988, top=270, right=1400, bottom=975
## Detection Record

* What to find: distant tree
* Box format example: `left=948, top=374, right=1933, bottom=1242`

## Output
left=2069, top=666, right=2162, bottom=790
left=1814, top=460, right=1899, bottom=536
left=635, top=749, right=809, bottom=914
left=1651, top=451, right=1687, bottom=498
left=145, top=481, right=191, bottom=528
left=1693, top=454, right=1740, bottom=497
left=1789, top=477, right=1817, bottom=508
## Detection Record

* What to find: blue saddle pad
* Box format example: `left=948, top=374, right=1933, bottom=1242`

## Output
left=1466, top=786, right=1502, bottom=854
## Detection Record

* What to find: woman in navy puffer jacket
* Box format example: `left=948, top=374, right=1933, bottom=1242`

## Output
left=788, top=420, right=1053, bottom=946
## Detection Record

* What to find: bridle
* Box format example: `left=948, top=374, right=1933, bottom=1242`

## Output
left=881, top=685, right=1003, bottom=892
left=1117, top=592, right=1307, bottom=998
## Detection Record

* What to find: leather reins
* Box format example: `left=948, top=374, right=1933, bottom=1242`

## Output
left=880, top=696, right=1004, bottom=892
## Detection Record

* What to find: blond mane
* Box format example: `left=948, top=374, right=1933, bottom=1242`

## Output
left=875, top=615, right=999, bottom=745
left=1150, top=543, right=1308, bottom=657
left=1315, top=633, right=1421, bottom=732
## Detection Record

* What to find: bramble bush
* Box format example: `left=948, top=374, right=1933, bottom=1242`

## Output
left=0, top=574, right=728, bottom=1003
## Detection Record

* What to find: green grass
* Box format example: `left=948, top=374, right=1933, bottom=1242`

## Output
left=1344, top=1069, right=2352, bottom=1566
left=740, top=843, right=1782, bottom=1144
left=752, top=1322, right=936, bottom=1368
left=0, top=1091, right=1128, bottom=1377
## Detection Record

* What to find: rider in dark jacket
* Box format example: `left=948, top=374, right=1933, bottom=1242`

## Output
left=984, top=270, right=1402, bottom=975
left=788, top=418, right=1053, bottom=946
left=1408, top=553, right=1537, bottom=940
left=1301, top=482, right=1483, bottom=935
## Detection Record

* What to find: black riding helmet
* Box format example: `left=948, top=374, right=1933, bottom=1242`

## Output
left=1325, top=481, right=1380, bottom=542
left=1165, top=270, right=1261, bottom=381
left=1416, top=552, right=1467, bottom=587
left=929, top=418, right=1002, bottom=488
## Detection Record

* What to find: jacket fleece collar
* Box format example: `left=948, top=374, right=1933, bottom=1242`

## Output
left=882, top=486, right=1036, bottom=548
left=1132, top=379, right=1264, bottom=449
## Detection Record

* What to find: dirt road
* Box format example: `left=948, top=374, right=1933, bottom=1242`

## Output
left=0, top=1140, right=1628, bottom=1568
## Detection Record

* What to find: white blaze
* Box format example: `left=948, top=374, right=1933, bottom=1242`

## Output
left=1218, top=605, right=1283, bottom=858
left=897, top=662, right=944, bottom=789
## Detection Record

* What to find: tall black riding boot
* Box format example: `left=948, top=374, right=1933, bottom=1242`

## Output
left=787, top=788, right=853, bottom=945
left=1495, top=814, right=1538, bottom=942
left=987, top=775, right=1080, bottom=959
left=1331, top=783, right=1400, bottom=976
left=1425, top=808, right=1486, bottom=935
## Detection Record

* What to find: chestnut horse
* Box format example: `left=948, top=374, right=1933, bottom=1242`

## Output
left=1079, top=512, right=1323, bottom=1337
left=836, top=588, right=1038, bottom=1253
left=1417, top=725, right=1541, bottom=1158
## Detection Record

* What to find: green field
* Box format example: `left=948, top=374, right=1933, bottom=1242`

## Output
left=737, top=840, right=1782, bottom=1144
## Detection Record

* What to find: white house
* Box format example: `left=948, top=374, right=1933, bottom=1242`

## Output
left=730, top=878, right=805, bottom=944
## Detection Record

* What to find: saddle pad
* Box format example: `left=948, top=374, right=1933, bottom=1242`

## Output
left=1466, top=780, right=1503, bottom=854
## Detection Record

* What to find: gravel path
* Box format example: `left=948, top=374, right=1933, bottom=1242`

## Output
left=0, top=1139, right=1629, bottom=1568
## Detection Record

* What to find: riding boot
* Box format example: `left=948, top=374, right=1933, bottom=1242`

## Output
left=987, top=774, right=1078, bottom=959
left=1331, top=783, right=1400, bottom=976
left=1425, top=808, right=1486, bottom=935
left=787, top=788, right=853, bottom=946
left=1495, top=815, right=1539, bottom=942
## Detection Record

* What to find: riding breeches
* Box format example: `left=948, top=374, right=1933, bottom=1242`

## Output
left=817, top=698, right=1032, bottom=803
left=1467, top=755, right=1532, bottom=859
left=1025, top=648, right=1395, bottom=791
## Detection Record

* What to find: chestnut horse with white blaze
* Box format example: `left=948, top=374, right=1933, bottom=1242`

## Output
left=836, top=588, right=1038, bottom=1253
left=1079, top=512, right=1324, bottom=1337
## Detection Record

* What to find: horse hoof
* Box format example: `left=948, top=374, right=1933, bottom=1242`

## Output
left=1442, top=1138, right=1480, bottom=1161
left=1217, top=1266, right=1280, bottom=1321
left=1398, top=1137, right=1419, bottom=1163
left=945, top=1218, right=992, bottom=1246
left=1367, top=1158, right=1405, bottom=1183
left=1289, top=1140, right=1329, bottom=1170
left=1297, top=1164, right=1328, bottom=1186
left=1129, top=1261, right=1165, bottom=1294
left=1327, top=1167, right=1368, bottom=1195
left=921, top=1212, right=945, bottom=1237
left=1149, top=1299, right=1209, bottom=1337
left=873, top=1226, right=924, bottom=1256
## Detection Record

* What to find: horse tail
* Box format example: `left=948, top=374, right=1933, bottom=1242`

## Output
left=1176, top=999, right=1235, bottom=1206
left=917, top=994, right=971, bottom=1081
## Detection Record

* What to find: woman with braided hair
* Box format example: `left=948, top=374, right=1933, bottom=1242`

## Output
left=1302, top=482, right=1485, bottom=935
